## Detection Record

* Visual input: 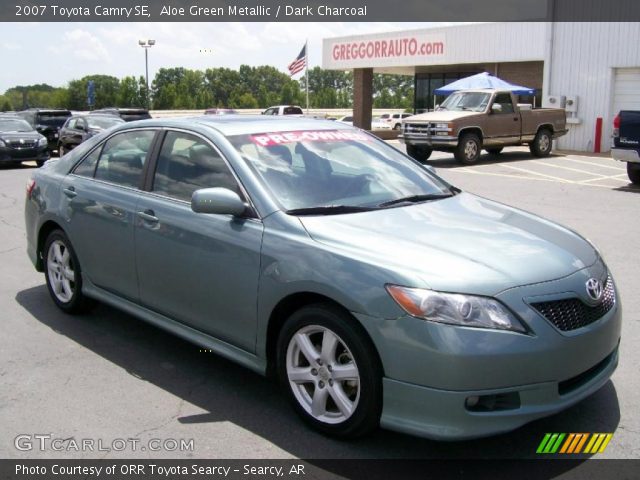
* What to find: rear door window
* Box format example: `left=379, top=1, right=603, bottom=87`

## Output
left=94, top=130, right=155, bottom=188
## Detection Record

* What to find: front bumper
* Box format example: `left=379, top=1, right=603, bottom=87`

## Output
left=381, top=345, right=618, bottom=440
left=0, top=145, right=50, bottom=163
left=355, top=262, right=622, bottom=439
left=611, top=147, right=640, bottom=163
left=398, top=134, right=458, bottom=147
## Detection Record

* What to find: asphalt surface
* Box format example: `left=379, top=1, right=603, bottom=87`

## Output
left=1, top=147, right=638, bottom=461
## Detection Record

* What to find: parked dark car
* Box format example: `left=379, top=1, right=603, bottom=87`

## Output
left=91, top=108, right=151, bottom=122
left=16, top=109, right=72, bottom=154
left=58, top=114, right=125, bottom=155
left=0, top=117, right=49, bottom=166
left=612, top=110, right=640, bottom=184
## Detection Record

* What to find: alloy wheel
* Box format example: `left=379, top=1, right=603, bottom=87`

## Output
left=286, top=325, right=360, bottom=424
left=46, top=239, right=76, bottom=303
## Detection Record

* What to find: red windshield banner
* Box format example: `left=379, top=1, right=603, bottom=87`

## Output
left=251, top=130, right=371, bottom=146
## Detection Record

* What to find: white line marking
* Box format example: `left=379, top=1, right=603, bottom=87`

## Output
left=501, top=164, right=573, bottom=183
left=563, top=157, right=626, bottom=171
left=532, top=161, right=609, bottom=177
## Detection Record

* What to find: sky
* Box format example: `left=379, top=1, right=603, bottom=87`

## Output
left=0, top=22, right=441, bottom=93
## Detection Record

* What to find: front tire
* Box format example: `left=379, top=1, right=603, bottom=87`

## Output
left=628, top=162, right=640, bottom=185
left=406, top=144, right=433, bottom=162
left=455, top=132, right=482, bottom=164
left=530, top=129, right=553, bottom=157
left=277, top=304, right=382, bottom=438
left=44, top=230, right=93, bottom=314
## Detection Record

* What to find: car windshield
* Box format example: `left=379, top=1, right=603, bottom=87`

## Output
left=228, top=129, right=453, bottom=213
left=438, top=92, right=491, bottom=112
left=87, top=116, right=124, bottom=129
left=0, top=119, right=33, bottom=132
left=37, top=112, right=71, bottom=127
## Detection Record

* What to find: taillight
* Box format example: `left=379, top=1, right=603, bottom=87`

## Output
left=613, top=114, right=620, bottom=138
left=26, top=178, right=36, bottom=199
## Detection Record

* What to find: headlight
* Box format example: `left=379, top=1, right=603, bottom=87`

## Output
left=386, top=285, right=526, bottom=332
left=435, top=123, right=452, bottom=130
left=38, top=136, right=48, bottom=146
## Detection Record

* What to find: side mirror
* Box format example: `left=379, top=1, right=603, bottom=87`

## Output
left=491, top=104, right=503, bottom=114
left=191, top=188, right=247, bottom=216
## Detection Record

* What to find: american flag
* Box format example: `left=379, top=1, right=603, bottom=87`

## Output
left=288, top=44, right=306, bottom=76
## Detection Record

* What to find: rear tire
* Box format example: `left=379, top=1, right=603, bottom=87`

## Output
left=44, top=230, right=94, bottom=314
left=627, top=162, right=640, bottom=185
left=455, top=132, right=482, bottom=164
left=277, top=304, right=382, bottom=438
left=486, top=147, right=503, bottom=155
left=406, top=144, right=432, bottom=162
left=530, top=129, right=553, bottom=157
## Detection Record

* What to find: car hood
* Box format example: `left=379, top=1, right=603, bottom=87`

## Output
left=0, top=131, right=40, bottom=141
left=298, top=193, right=598, bottom=296
left=405, top=110, right=481, bottom=123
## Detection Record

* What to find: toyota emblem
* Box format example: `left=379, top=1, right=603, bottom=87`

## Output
left=585, top=278, right=604, bottom=302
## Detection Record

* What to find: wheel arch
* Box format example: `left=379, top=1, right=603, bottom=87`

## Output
left=36, top=220, right=66, bottom=271
left=536, top=123, right=554, bottom=135
left=265, top=292, right=383, bottom=377
left=458, top=127, right=483, bottom=143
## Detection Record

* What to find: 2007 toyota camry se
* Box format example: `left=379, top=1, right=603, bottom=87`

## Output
left=25, top=116, right=621, bottom=440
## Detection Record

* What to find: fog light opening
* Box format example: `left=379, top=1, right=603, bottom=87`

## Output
left=465, top=392, right=521, bottom=412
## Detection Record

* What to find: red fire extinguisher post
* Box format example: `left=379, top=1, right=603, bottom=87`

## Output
left=594, top=117, right=603, bottom=153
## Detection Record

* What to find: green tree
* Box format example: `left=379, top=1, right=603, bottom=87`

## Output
left=67, top=75, right=120, bottom=110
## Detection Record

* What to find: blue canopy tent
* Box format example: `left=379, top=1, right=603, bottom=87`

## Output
left=433, top=72, right=536, bottom=107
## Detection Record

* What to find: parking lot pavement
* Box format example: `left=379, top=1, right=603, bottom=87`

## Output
left=1, top=150, right=639, bottom=461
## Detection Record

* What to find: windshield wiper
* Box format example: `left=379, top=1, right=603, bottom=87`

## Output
left=285, top=205, right=377, bottom=216
left=378, top=193, right=453, bottom=208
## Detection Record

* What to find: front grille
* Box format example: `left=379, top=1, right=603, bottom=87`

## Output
left=403, top=123, right=431, bottom=135
left=531, top=276, right=615, bottom=331
left=8, top=140, right=37, bottom=149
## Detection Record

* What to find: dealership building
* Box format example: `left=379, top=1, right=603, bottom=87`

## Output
left=322, top=22, right=640, bottom=152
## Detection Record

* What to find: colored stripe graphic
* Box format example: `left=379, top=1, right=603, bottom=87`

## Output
left=538, top=433, right=613, bottom=454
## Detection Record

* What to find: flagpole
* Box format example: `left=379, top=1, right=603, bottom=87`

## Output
left=305, top=39, right=309, bottom=114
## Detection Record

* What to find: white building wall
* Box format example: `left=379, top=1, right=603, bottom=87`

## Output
left=548, top=22, right=640, bottom=151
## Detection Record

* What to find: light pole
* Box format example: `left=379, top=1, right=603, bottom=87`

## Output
left=138, top=39, right=155, bottom=108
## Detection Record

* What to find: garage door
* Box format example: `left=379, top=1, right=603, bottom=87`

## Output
left=612, top=68, right=640, bottom=115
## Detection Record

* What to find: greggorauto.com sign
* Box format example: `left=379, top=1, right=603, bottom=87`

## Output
left=323, top=32, right=445, bottom=69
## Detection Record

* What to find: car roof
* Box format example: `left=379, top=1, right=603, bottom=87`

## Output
left=119, top=115, right=355, bottom=136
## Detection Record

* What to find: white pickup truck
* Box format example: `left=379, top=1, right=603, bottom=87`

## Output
left=262, top=105, right=304, bottom=116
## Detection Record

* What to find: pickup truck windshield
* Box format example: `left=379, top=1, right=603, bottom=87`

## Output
left=228, top=129, right=452, bottom=212
left=438, top=92, right=491, bottom=112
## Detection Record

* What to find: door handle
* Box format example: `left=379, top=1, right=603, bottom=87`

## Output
left=137, top=210, right=159, bottom=223
left=63, top=187, right=77, bottom=198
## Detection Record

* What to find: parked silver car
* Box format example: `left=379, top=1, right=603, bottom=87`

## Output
left=25, top=116, right=621, bottom=440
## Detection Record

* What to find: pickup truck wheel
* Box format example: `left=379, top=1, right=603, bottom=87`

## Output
left=406, top=144, right=432, bottom=162
left=486, top=147, right=503, bottom=155
left=627, top=162, right=640, bottom=185
left=455, top=133, right=482, bottom=164
left=393, top=123, right=401, bottom=130
left=530, top=129, right=553, bottom=157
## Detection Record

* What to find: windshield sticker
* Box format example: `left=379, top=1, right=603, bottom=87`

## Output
left=251, top=130, right=370, bottom=146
